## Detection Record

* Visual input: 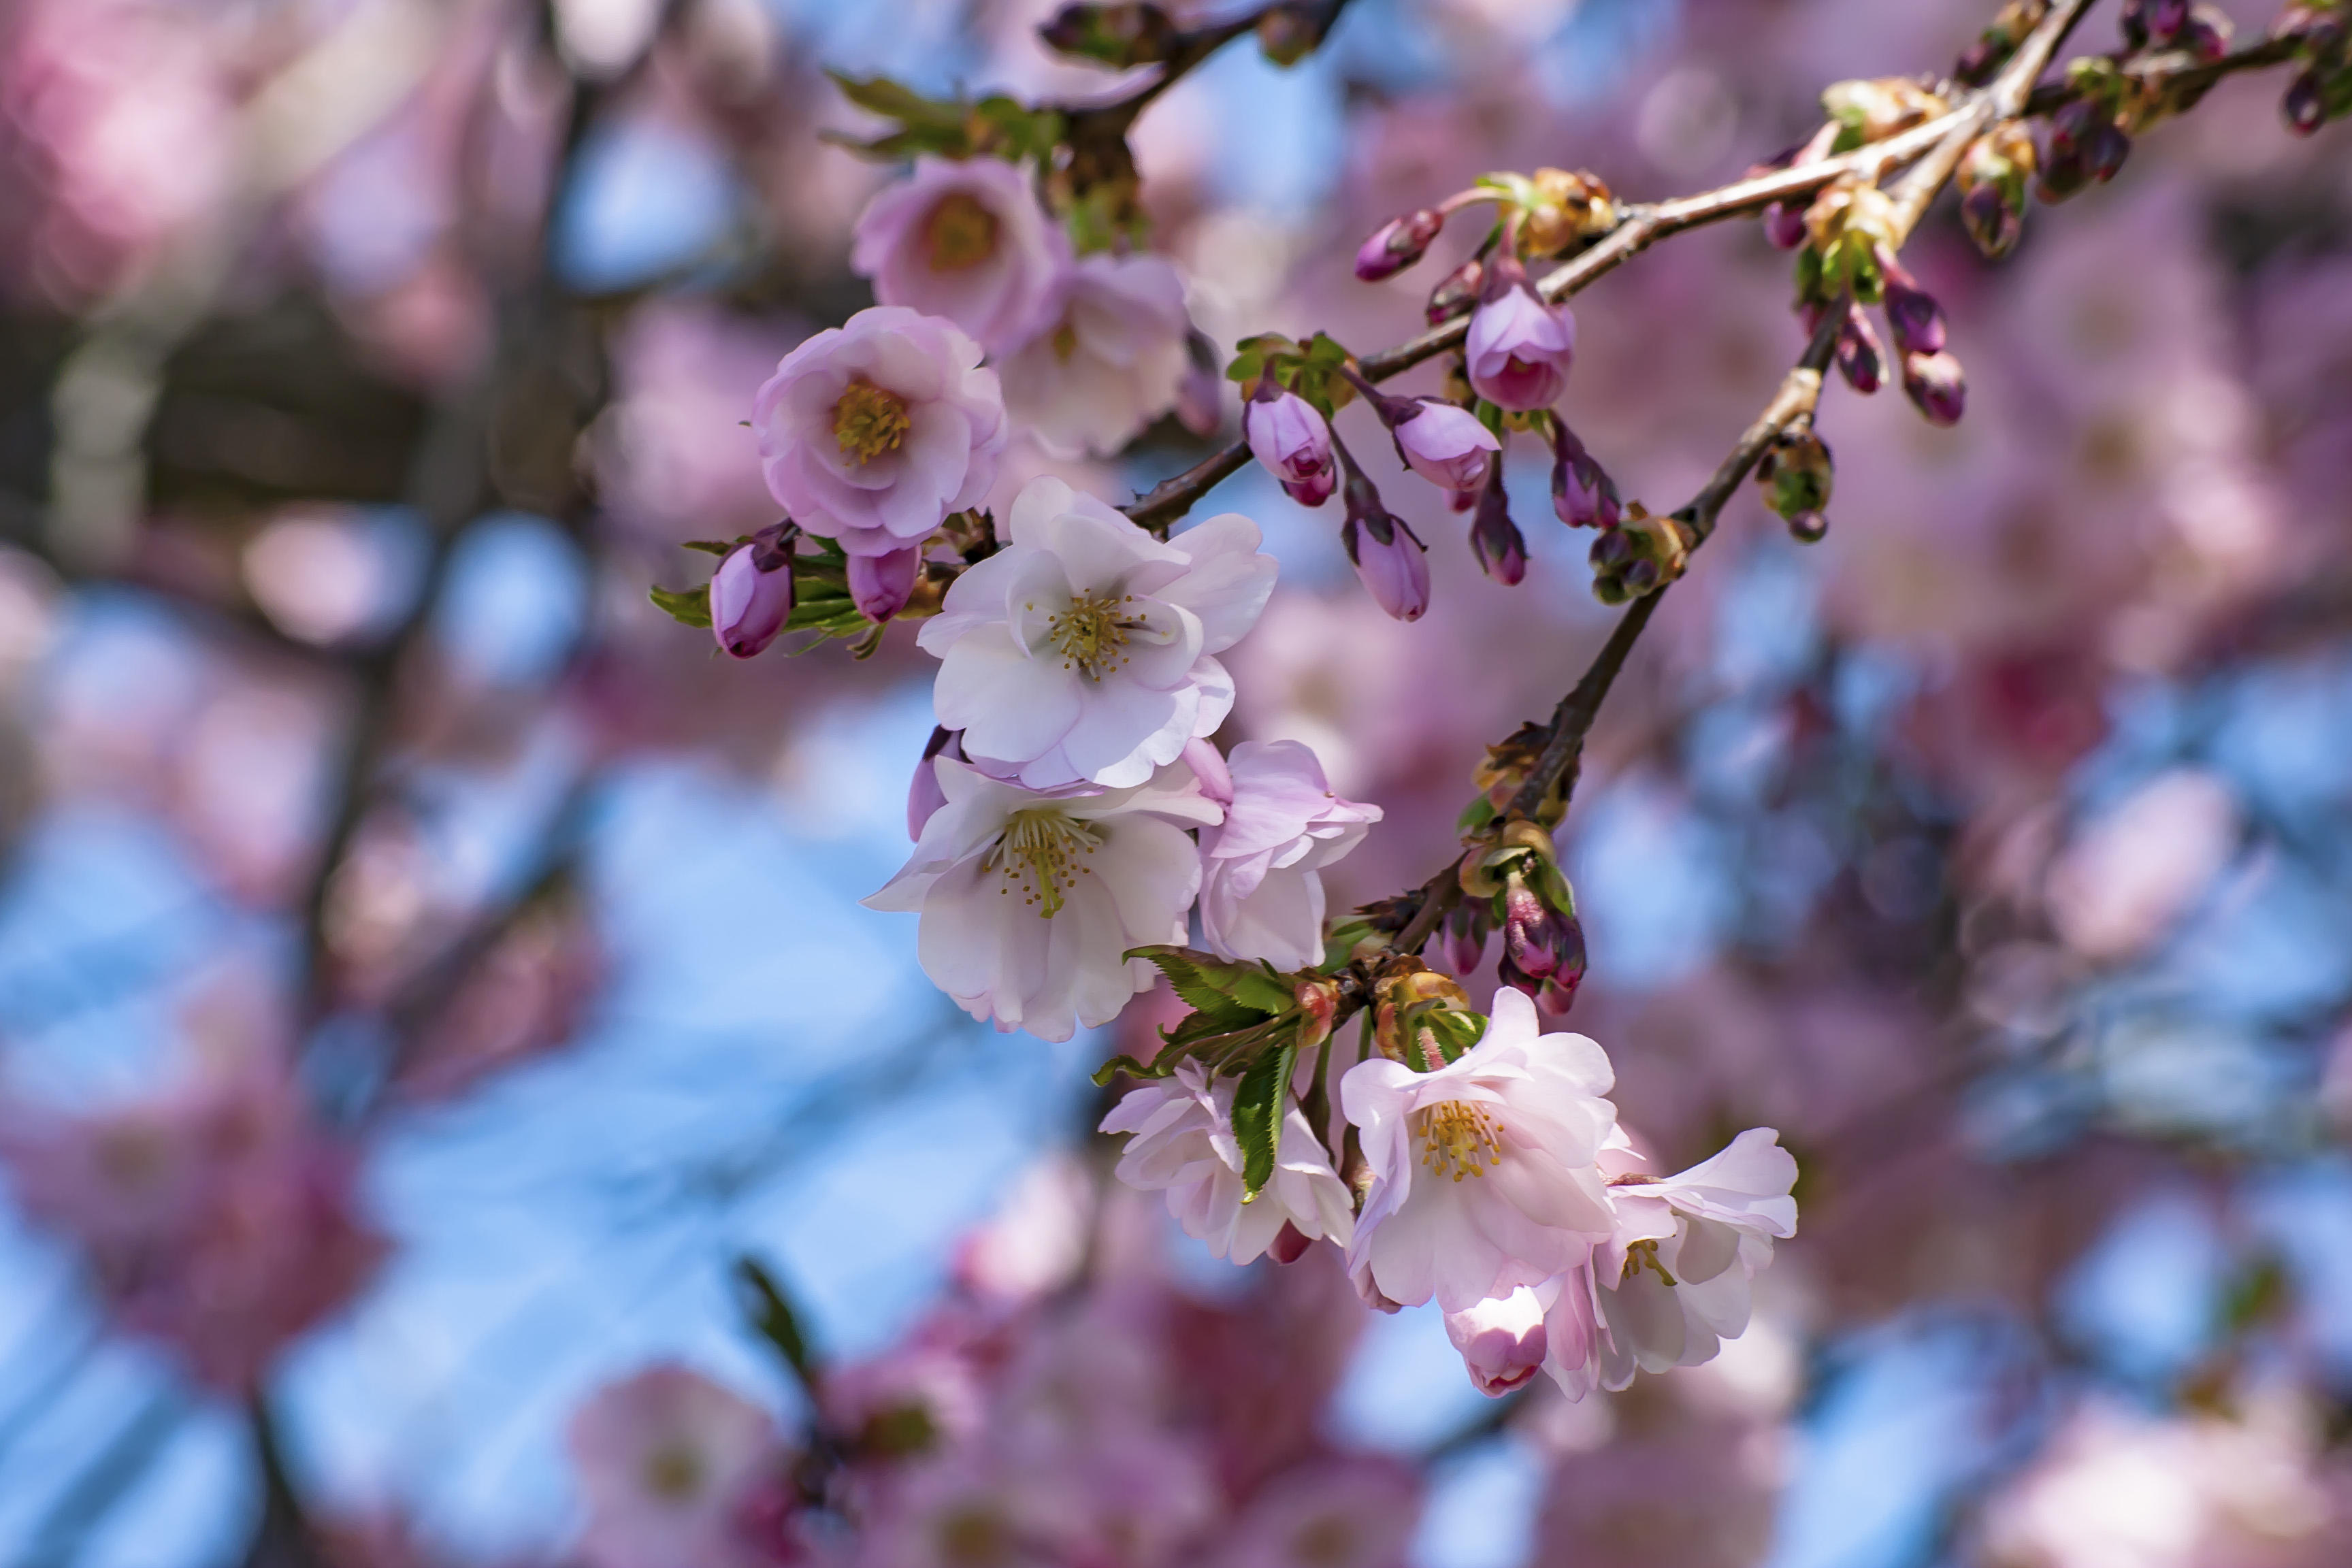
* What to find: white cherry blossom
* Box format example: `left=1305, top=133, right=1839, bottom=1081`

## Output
left=1194, top=739, right=1379, bottom=971
left=863, top=757, right=1221, bottom=1043
left=917, top=476, right=1277, bottom=791
left=998, top=253, right=1192, bottom=458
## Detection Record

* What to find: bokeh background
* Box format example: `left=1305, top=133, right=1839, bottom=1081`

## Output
left=3, top=0, right=2352, bottom=1565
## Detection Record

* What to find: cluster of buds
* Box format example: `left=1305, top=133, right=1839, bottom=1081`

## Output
left=1957, top=122, right=2036, bottom=259
left=1878, top=252, right=1964, bottom=427
left=2278, top=3, right=2352, bottom=135
left=2040, top=59, right=2144, bottom=202
left=1355, top=165, right=1612, bottom=296
left=1235, top=331, right=1354, bottom=506
left=1549, top=419, right=1622, bottom=531
left=1755, top=420, right=1833, bottom=542
left=1459, top=820, right=1587, bottom=1012
left=1819, top=78, right=1949, bottom=151
left=1957, top=0, right=2054, bottom=85
left=1370, top=963, right=1486, bottom=1068
left=1590, top=503, right=1695, bottom=606
left=1036, top=2, right=1178, bottom=67
left=2120, top=0, right=2232, bottom=59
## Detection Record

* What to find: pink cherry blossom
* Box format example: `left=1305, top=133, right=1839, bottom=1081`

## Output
left=864, top=757, right=1222, bottom=1042
left=851, top=154, right=1068, bottom=354
left=1244, top=385, right=1336, bottom=500
left=1196, top=739, right=1381, bottom=970
left=1100, top=1059, right=1356, bottom=1263
left=998, top=252, right=1191, bottom=457
left=1465, top=262, right=1577, bottom=411
left=1443, top=1287, right=1549, bottom=1395
left=1210, top=1458, right=1422, bottom=1568
left=917, top=476, right=1277, bottom=790
left=1340, top=987, right=1619, bottom=1312
left=753, top=306, right=1007, bottom=557
left=567, top=1363, right=791, bottom=1568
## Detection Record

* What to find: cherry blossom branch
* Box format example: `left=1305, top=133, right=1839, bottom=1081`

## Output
left=2022, top=33, right=2306, bottom=115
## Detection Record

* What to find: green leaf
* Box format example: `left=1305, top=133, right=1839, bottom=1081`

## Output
left=1424, top=1008, right=1488, bottom=1065
left=828, top=70, right=968, bottom=132
left=650, top=583, right=712, bottom=629
left=1456, top=794, right=1499, bottom=835
left=680, top=538, right=742, bottom=557
left=1230, top=1041, right=1296, bottom=1201
left=733, top=1255, right=821, bottom=1394
left=1126, top=946, right=1296, bottom=1018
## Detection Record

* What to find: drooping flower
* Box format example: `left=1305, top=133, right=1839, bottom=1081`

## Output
left=1337, top=447, right=1431, bottom=621
left=1388, top=398, right=1501, bottom=498
left=1465, top=255, right=1576, bottom=411
left=917, top=476, right=1277, bottom=791
left=998, top=252, right=1191, bottom=457
left=1443, top=1287, right=1549, bottom=1396
left=1195, top=739, right=1381, bottom=970
left=1340, top=987, right=1619, bottom=1312
left=864, top=757, right=1222, bottom=1041
left=1243, top=382, right=1337, bottom=505
left=851, top=154, right=1068, bottom=354
left=567, top=1364, right=792, bottom=1568
left=753, top=306, right=1006, bottom=558
left=1100, top=1059, right=1356, bottom=1263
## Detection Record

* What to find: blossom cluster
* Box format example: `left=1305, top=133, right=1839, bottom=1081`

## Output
left=1105, top=987, right=1797, bottom=1401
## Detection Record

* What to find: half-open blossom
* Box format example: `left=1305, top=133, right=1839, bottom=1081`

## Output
left=917, top=476, right=1277, bottom=791
left=1465, top=256, right=1575, bottom=411
left=1444, top=1288, right=1549, bottom=1396
left=1390, top=399, right=1500, bottom=497
left=568, top=1364, right=791, bottom=1568
left=753, top=306, right=1006, bottom=558
left=1244, top=383, right=1336, bottom=504
left=1100, top=1060, right=1355, bottom=1263
left=1341, top=987, right=1619, bottom=1312
left=1581, top=1128, right=1798, bottom=1391
left=864, top=757, right=1222, bottom=1041
left=851, top=154, right=1067, bottom=354
left=999, top=252, right=1191, bottom=457
left=1197, top=739, right=1381, bottom=970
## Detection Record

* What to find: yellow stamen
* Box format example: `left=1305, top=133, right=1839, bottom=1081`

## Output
left=640, top=1441, right=704, bottom=1501
left=1414, top=1100, right=1504, bottom=1181
left=832, top=378, right=911, bottom=465
left=1036, top=591, right=1144, bottom=680
left=1049, top=320, right=1080, bottom=361
left=924, top=193, right=1000, bottom=272
left=1622, top=1237, right=1678, bottom=1287
left=985, top=808, right=1100, bottom=919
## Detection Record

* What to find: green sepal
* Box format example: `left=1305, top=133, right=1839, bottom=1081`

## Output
left=680, top=538, right=742, bottom=557
left=650, top=583, right=712, bottom=628
left=823, top=73, right=1064, bottom=164
left=1457, top=794, right=1499, bottom=835
left=1230, top=1039, right=1297, bottom=1201
left=1423, top=1008, right=1487, bottom=1065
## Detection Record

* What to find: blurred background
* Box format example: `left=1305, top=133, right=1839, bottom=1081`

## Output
left=2, top=0, right=2351, bottom=1565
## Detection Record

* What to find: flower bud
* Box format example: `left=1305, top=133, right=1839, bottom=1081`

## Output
left=1387, top=397, right=1501, bottom=496
left=1465, top=254, right=1576, bottom=411
left=1372, top=964, right=1480, bottom=1067
left=2285, top=69, right=2329, bottom=135
left=1878, top=255, right=1947, bottom=356
left=1343, top=512, right=1431, bottom=623
left=1786, top=510, right=1830, bottom=544
left=1588, top=504, right=1693, bottom=606
left=1520, top=167, right=1617, bottom=258
left=1441, top=904, right=1488, bottom=976
left=1903, top=348, right=1967, bottom=426
left=1961, top=180, right=2025, bottom=259
left=1444, top=1291, right=1548, bottom=1396
left=710, top=538, right=795, bottom=658
left=1835, top=303, right=1886, bottom=395
left=2180, top=3, right=2232, bottom=61
left=1469, top=461, right=1527, bottom=587
left=1757, top=424, right=1833, bottom=520
left=1762, top=201, right=1809, bottom=250
left=1245, top=382, right=1336, bottom=501
left=2087, top=122, right=2131, bottom=183
left=1550, top=421, right=1620, bottom=530
left=849, top=546, right=921, bottom=622
left=1426, top=255, right=1483, bottom=325
left=1356, top=208, right=1446, bottom=281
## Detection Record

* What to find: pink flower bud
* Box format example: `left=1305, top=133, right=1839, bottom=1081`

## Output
left=1343, top=512, right=1430, bottom=623
left=2180, top=5, right=2230, bottom=60
left=2088, top=123, right=2131, bottom=182
left=1245, top=382, right=1335, bottom=497
left=1443, top=1290, right=1548, bottom=1396
left=1762, top=201, right=1808, bottom=250
left=1961, top=180, right=2025, bottom=257
left=1550, top=421, right=1620, bottom=529
left=1390, top=399, right=1500, bottom=495
left=1465, top=257, right=1576, bottom=411
left=710, top=542, right=794, bottom=659
left=1880, top=259, right=1947, bottom=357
left=1903, top=348, right=1967, bottom=426
left=1470, top=463, right=1527, bottom=586
left=2150, top=0, right=2190, bottom=36
left=1355, top=208, right=1446, bottom=281
left=1442, top=906, right=1486, bottom=977
left=849, top=546, right=921, bottom=622
left=1835, top=304, right=1886, bottom=395
left=1426, top=256, right=1483, bottom=325
left=1269, top=1221, right=1313, bottom=1264
left=2284, top=69, right=2328, bottom=135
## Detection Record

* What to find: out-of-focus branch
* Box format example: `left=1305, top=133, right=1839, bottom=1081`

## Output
left=2023, top=33, right=2306, bottom=116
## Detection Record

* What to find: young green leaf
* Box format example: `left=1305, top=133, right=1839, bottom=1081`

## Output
left=650, top=583, right=713, bottom=629
left=1230, top=1041, right=1297, bottom=1201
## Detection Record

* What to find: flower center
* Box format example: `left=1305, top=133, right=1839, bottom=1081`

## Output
left=1414, top=1100, right=1503, bottom=1181
left=924, top=193, right=1000, bottom=272
left=640, top=1441, right=705, bottom=1502
left=832, top=378, right=911, bottom=466
left=1034, top=591, right=1143, bottom=680
left=986, top=808, right=1100, bottom=919
left=1622, top=1237, right=1678, bottom=1287
left=1049, top=319, right=1080, bottom=361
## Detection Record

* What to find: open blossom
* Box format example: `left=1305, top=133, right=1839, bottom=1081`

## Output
left=568, top=1364, right=791, bottom=1568
left=917, top=476, right=1277, bottom=791
left=1465, top=258, right=1576, bottom=410
left=1196, top=739, right=1380, bottom=970
left=1100, top=1060, right=1356, bottom=1264
left=1341, top=987, right=1618, bottom=1312
left=999, top=252, right=1190, bottom=457
left=851, top=154, right=1067, bottom=354
left=1443, top=1287, right=1549, bottom=1396
left=864, top=757, right=1222, bottom=1042
left=753, top=306, right=1006, bottom=557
